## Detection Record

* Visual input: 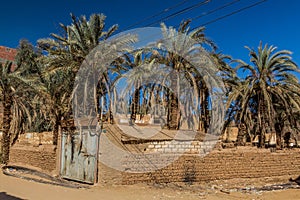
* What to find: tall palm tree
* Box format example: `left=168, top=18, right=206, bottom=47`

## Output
left=152, top=20, right=218, bottom=130
left=117, top=50, right=156, bottom=123
left=39, top=13, right=139, bottom=142
left=210, top=52, right=236, bottom=135
left=37, top=13, right=121, bottom=139
left=13, top=40, right=68, bottom=145
left=0, top=61, right=34, bottom=164
left=228, top=42, right=300, bottom=147
left=14, top=40, right=50, bottom=133
left=38, top=13, right=118, bottom=74
left=37, top=67, right=74, bottom=145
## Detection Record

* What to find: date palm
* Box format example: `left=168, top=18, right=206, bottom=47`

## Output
left=38, top=13, right=118, bottom=74
left=117, top=50, right=156, bottom=123
left=153, top=20, right=218, bottom=130
left=39, top=13, right=138, bottom=142
left=0, top=61, right=34, bottom=164
left=229, top=42, right=300, bottom=147
left=37, top=13, right=121, bottom=140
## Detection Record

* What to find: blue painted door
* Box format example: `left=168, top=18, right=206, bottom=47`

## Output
left=60, top=130, right=99, bottom=184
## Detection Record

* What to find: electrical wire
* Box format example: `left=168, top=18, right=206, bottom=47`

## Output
left=119, top=0, right=267, bottom=50
left=198, top=0, right=268, bottom=27
left=144, top=0, right=211, bottom=27
left=191, top=0, right=241, bottom=21
left=121, top=0, right=192, bottom=31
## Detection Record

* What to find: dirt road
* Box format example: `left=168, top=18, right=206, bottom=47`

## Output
left=1, top=171, right=300, bottom=200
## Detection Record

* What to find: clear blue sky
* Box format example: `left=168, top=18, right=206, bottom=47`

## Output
left=1, top=0, right=299, bottom=66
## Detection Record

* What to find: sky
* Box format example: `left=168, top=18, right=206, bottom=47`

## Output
left=1, top=0, right=300, bottom=67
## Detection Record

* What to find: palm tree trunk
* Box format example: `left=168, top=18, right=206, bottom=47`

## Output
left=167, top=72, right=179, bottom=130
left=275, top=114, right=285, bottom=149
left=237, top=122, right=246, bottom=146
left=1, top=93, right=12, bottom=165
left=168, top=93, right=179, bottom=129
left=52, top=115, right=61, bottom=145
left=258, top=94, right=267, bottom=147
left=199, top=87, right=209, bottom=132
left=198, top=89, right=204, bottom=132
left=131, top=85, right=139, bottom=123
left=204, top=90, right=210, bottom=133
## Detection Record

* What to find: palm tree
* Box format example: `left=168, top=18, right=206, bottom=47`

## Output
left=38, top=67, right=74, bottom=145
left=13, top=40, right=66, bottom=145
left=14, top=40, right=51, bottom=133
left=228, top=42, right=300, bottom=147
left=38, top=13, right=118, bottom=74
left=0, top=61, right=34, bottom=164
left=37, top=13, right=120, bottom=138
left=38, top=13, right=139, bottom=142
left=210, top=52, right=236, bottom=135
left=117, top=50, right=156, bottom=123
left=152, top=20, right=218, bottom=130
left=0, top=62, right=14, bottom=164
left=0, top=40, right=50, bottom=164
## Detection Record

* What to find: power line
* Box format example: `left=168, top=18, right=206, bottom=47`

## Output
left=138, top=0, right=267, bottom=43
left=121, top=0, right=192, bottom=31
left=191, top=0, right=241, bottom=21
left=114, top=0, right=267, bottom=52
left=198, top=0, right=268, bottom=27
left=144, top=0, right=211, bottom=27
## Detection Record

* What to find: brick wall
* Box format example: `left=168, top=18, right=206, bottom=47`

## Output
left=120, top=148, right=300, bottom=184
left=98, top=128, right=300, bottom=185
left=8, top=132, right=56, bottom=173
left=17, top=132, right=53, bottom=146
left=144, top=140, right=218, bottom=154
left=0, top=46, right=17, bottom=64
left=8, top=132, right=300, bottom=185
left=9, top=145, right=56, bottom=173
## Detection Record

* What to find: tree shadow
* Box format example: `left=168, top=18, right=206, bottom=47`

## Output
left=290, top=176, right=300, bottom=185
left=0, top=192, right=24, bottom=200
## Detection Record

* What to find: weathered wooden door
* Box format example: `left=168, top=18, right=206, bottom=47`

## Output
left=60, top=129, right=99, bottom=184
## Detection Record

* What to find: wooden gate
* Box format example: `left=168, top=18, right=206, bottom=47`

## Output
left=60, top=129, right=99, bottom=184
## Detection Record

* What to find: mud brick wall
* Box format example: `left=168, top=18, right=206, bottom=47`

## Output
left=0, top=46, right=17, bottom=71
left=0, top=46, right=17, bottom=62
left=121, top=148, right=300, bottom=184
left=98, top=162, right=123, bottom=185
left=145, top=140, right=218, bottom=154
left=9, top=145, right=56, bottom=173
left=17, top=132, right=53, bottom=145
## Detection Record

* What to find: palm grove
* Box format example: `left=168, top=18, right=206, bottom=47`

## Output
left=0, top=13, right=299, bottom=164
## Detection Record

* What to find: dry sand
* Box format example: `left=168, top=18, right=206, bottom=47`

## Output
left=1, top=170, right=300, bottom=200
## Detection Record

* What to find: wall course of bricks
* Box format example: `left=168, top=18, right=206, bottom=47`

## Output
left=9, top=145, right=56, bottom=173
left=121, top=147, right=300, bottom=185
left=8, top=132, right=300, bottom=185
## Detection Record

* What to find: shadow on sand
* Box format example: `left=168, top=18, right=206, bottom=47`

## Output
left=0, top=192, right=24, bottom=200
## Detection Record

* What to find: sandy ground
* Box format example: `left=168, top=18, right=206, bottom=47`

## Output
left=1, top=171, right=300, bottom=200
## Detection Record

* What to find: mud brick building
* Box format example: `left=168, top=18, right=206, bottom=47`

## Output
left=0, top=46, right=17, bottom=66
